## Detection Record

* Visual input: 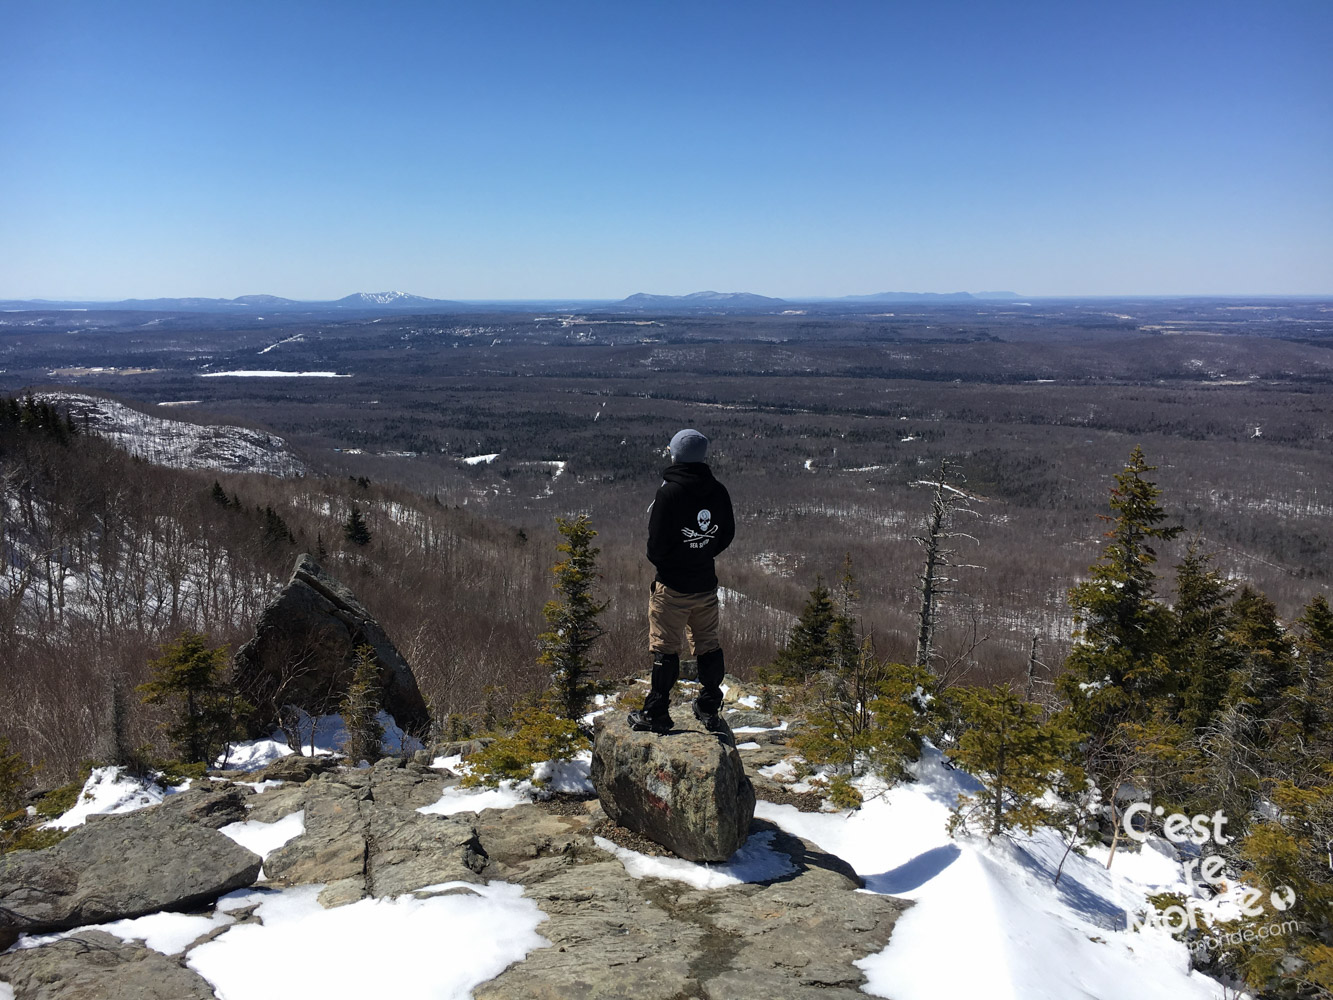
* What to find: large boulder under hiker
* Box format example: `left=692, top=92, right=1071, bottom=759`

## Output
left=628, top=427, right=736, bottom=735
left=592, top=708, right=756, bottom=862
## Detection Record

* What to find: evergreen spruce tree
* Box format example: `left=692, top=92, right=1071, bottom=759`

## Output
left=947, top=685, right=1085, bottom=840
left=209, top=480, right=229, bottom=507
left=344, top=505, right=371, bottom=546
left=262, top=505, right=295, bottom=551
left=1226, top=587, right=1297, bottom=725
left=0, top=735, right=34, bottom=821
left=1293, top=594, right=1333, bottom=748
left=793, top=639, right=930, bottom=784
left=829, top=554, right=861, bottom=676
left=538, top=515, right=607, bottom=721
left=1230, top=769, right=1333, bottom=996
left=339, top=645, right=384, bottom=764
left=137, top=631, right=251, bottom=765
left=1169, top=543, right=1237, bottom=733
left=1058, top=446, right=1182, bottom=740
left=770, top=576, right=841, bottom=682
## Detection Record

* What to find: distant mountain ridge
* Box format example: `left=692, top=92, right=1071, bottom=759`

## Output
left=0, top=288, right=1024, bottom=313
left=0, top=291, right=465, bottom=313
left=835, top=290, right=1021, bottom=302
left=618, top=291, right=788, bottom=311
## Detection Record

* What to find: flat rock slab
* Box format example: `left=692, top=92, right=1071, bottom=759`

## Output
left=592, top=712, right=755, bottom=863
left=0, top=795, right=261, bottom=944
left=0, top=930, right=218, bottom=1000
left=262, top=757, right=487, bottom=905
left=474, top=823, right=908, bottom=1000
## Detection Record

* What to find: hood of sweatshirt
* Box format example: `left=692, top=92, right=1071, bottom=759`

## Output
left=662, top=462, right=716, bottom=496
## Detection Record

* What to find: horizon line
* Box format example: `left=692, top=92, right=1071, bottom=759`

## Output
left=3, top=291, right=1332, bottom=305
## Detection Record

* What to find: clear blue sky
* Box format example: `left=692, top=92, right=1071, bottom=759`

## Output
left=2, top=1, right=1330, bottom=300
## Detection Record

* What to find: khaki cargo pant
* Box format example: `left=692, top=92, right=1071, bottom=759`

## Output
left=648, top=581, right=720, bottom=656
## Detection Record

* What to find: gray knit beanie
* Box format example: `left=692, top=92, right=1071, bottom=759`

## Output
left=669, top=428, right=709, bottom=464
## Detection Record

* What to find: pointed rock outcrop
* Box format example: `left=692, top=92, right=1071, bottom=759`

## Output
left=233, top=554, right=430, bottom=737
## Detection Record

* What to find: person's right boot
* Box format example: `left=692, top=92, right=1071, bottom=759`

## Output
left=628, top=652, right=679, bottom=733
left=692, top=647, right=728, bottom=733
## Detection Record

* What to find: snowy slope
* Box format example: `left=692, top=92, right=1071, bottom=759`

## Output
left=758, top=746, right=1239, bottom=1000
left=43, top=393, right=305, bottom=476
left=5, top=736, right=1245, bottom=999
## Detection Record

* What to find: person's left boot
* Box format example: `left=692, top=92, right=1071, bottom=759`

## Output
left=691, top=700, right=727, bottom=733
left=693, top=648, right=727, bottom=732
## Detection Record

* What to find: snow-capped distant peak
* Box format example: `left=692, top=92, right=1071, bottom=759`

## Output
left=340, top=291, right=423, bottom=305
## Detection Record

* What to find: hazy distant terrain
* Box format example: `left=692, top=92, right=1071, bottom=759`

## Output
left=3, top=297, right=1330, bottom=679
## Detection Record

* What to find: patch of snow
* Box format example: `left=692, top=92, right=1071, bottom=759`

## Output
left=736, top=741, right=762, bottom=750
left=234, top=779, right=284, bottom=794
left=216, top=738, right=294, bottom=771
left=0, top=981, right=13, bottom=1000
left=462, top=453, right=500, bottom=465
left=219, top=712, right=421, bottom=770
left=593, top=830, right=796, bottom=889
left=758, top=759, right=798, bottom=782
left=87, top=910, right=236, bottom=956
left=418, top=753, right=591, bottom=814
left=738, top=694, right=760, bottom=709
left=199, top=370, right=349, bottom=378
left=417, top=783, right=530, bottom=816
left=532, top=752, right=594, bottom=795
left=42, top=767, right=167, bottom=829
left=156, top=399, right=202, bottom=407
left=257, top=334, right=305, bottom=355
left=187, top=881, right=548, bottom=999
left=41, top=392, right=304, bottom=476
left=734, top=721, right=787, bottom=733
left=756, top=744, right=1229, bottom=1000
left=13, top=910, right=237, bottom=956
left=219, top=810, right=305, bottom=861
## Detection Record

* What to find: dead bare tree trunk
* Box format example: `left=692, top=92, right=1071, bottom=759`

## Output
left=911, top=459, right=983, bottom=673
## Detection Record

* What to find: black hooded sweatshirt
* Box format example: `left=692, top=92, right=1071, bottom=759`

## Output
left=646, top=462, right=735, bottom=593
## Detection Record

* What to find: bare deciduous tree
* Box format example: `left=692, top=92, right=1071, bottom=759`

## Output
left=910, top=459, right=984, bottom=673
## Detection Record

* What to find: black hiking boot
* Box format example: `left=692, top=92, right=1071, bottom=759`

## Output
left=627, top=709, right=674, bottom=734
left=692, top=700, right=727, bottom=734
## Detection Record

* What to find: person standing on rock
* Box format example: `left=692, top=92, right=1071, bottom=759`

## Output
left=629, top=428, right=735, bottom=734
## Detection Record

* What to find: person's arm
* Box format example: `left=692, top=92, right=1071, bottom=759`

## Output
left=714, top=484, right=735, bottom=556
left=646, top=483, right=675, bottom=566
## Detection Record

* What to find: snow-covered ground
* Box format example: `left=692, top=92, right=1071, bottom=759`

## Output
left=215, top=711, right=424, bottom=770
left=593, top=830, right=796, bottom=889
left=42, top=392, right=305, bottom=476
left=41, top=766, right=178, bottom=830
left=757, top=746, right=1238, bottom=1000
left=8, top=734, right=1244, bottom=999
left=199, top=370, right=349, bottom=378
left=417, top=750, right=595, bottom=817
left=187, top=882, right=548, bottom=998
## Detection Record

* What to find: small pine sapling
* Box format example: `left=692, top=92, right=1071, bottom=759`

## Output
left=137, top=631, right=252, bottom=766
left=462, top=704, right=589, bottom=788
left=946, top=684, right=1084, bottom=841
left=538, top=515, right=608, bottom=721
left=339, top=644, right=385, bottom=764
